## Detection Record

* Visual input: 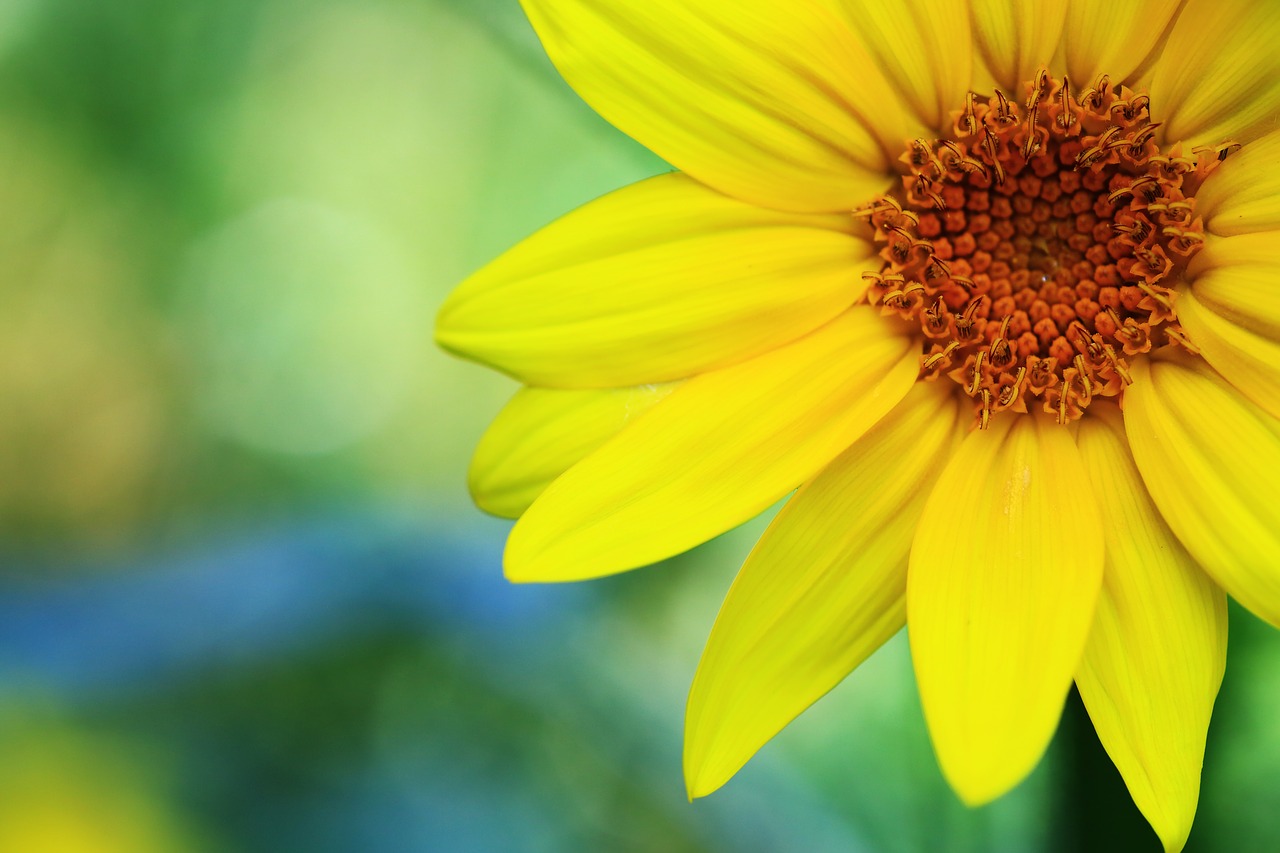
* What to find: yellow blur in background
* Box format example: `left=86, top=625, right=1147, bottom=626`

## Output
left=0, top=712, right=201, bottom=853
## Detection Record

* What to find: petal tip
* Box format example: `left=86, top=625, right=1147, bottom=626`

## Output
left=502, top=559, right=549, bottom=585
left=502, top=521, right=623, bottom=583
left=466, top=458, right=526, bottom=520
left=682, top=756, right=730, bottom=802
left=939, top=754, right=1034, bottom=809
left=433, top=284, right=465, bottom=337
left=432, top=308, right=472, bottom=362
left=472, top=494, right=522, bottom=521
left=501, top=530, right=543, bottom=584
left=501, top=565, right=538, bottom=586
left=1156, top=823, right=1192, bottom=853
left=920, top=644, right=1075, bottom=810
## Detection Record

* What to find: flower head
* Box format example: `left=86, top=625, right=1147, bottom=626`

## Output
left=436, top=1, right=1280, bottom=849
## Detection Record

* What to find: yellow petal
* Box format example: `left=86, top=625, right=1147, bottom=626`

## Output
left=469, top=384, right=677, bottom=518
left=1176, top=287, right=1280, bottom=420
left=1124, top=353, right=1280, bottom=627
left=1075, top=406, right=1228, bottom=853
left=1148, top=0, right=1280, bottom=148
left=830, top=0, right=972, bottom=130
left=908, top=411, right=1104, bottom=805
left=437, top=173, right=878, bottom=388
left=1195, top=129, right=1280, bottom=237
left=505, top=308, right=917, bottom=582
left=521, top=0, right=913, bottom=213
left=968, top=0, right=1069, bottom=93
left=684, top=382, right=963, bottom=798
left=1062, top=0, right=1184, bottom=85
left=1186, top=232, right=1280, bottom=340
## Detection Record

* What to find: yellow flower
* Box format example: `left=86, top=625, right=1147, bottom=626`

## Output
left=436, top=1, right=1280, bottom=848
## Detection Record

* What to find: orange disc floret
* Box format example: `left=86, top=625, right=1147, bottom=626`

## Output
left=855, top=70, right=1235, bottom=426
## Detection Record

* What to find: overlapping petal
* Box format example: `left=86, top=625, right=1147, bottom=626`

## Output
left=1186, top=233, right=1280, bottom=339
left=1075, top=407, right=1228, bottom=853
left=1148, top=0, right=1280, bottom=148
left=1178, top=232, right=1280, bottom=417
left=1195, top=129, right=1280, bottom=237
left=1125, top=353, right=1280, bottom=627
left=469, top=384, right=676, bottom=518
left=437, top=173, right=878, bottom=387
left=908, top=411, right=1104, bottom=805
left=521, top=0, right=914, bottom=213
left=684, top=382, right=962, bottom=798
left=504, top=308, right=917, bottom=582
left=1062, top=0, right=1184, bottom=85
left=968, top=0, right=1068, bottom=92
left=1177, top=289, right=1280, bottom=420
left=830, top=0, right=972, bottom=131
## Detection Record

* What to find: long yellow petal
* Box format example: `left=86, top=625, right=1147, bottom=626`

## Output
left=437, top=173, right=878, bottom=388
left=1195, top=129, right=1280, bottom=237
left=968, top=0, right=1068, bottom=93
left=908, top=411, right=1104, bottom=805
left=521, top=0, right=912, bottom=213
left=469, top=384, right=676, bottom=518
left=1062, top=0, right=1183, bottom=85
left=1148, top=0, right=1280, bottom=148
left=830, top=0, right=972, bottom=130
left=1125, top=353, right=1280, bottom=627
left=505, top=308, right=918, bottom=582
left=1177, top=288, right=1280, bottom=420
left=1186, top=232, right=1280, bottom=340
left=1075, top=406, right=1228, bottom=853
left=684, top=382, right=963, bottom=798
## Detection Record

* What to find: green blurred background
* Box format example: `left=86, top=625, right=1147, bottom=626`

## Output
left=1, top=0, right=1277, bottom=850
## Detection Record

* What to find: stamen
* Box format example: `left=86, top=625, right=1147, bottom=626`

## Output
left=1102, top=344, right=1131, bottom=384
left=993, top=89, right=1015, bottom=125
left=923, top=340, right=960, bottom=371
left=1194, top=141, right=1242, bottom=163
left=959, top=92, right=979, bottom=138
left=981, top=129, right=1006, bottom=185
left=1055, top=75, right=1075, bottom=130
left=1073, top=354, right=1093, bottom=400
left=1021, top=106, right=1043, bottom=160
left=908, top=138, right=937, bottom=171
left=968, top=350, right=985, bottom=395
left=1027, top=69, right=1049, bottom=110
left=998, top=367, right=1027, bottom=407
left=1080, top=74, right=1110, bottom=109
left=1164, top=326, right=1201, bottom=354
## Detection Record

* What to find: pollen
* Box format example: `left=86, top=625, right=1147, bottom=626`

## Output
left=856, top=71, right=1234, bottom=426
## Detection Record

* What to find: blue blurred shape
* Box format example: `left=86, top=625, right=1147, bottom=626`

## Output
left=0, top=511, right=584, bottom=694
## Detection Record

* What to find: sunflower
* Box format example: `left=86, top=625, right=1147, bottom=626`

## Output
left=435, top=1, right=1280, bottom=848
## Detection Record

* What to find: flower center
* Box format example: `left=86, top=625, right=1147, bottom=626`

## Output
left=857, top=71, right=1235, bottom=427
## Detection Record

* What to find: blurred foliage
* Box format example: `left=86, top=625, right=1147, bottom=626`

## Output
left=0, top=0, right=663, bottom=554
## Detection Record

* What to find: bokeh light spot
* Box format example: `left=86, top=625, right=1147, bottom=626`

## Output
left=177, top=199, right=423, bottom=455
